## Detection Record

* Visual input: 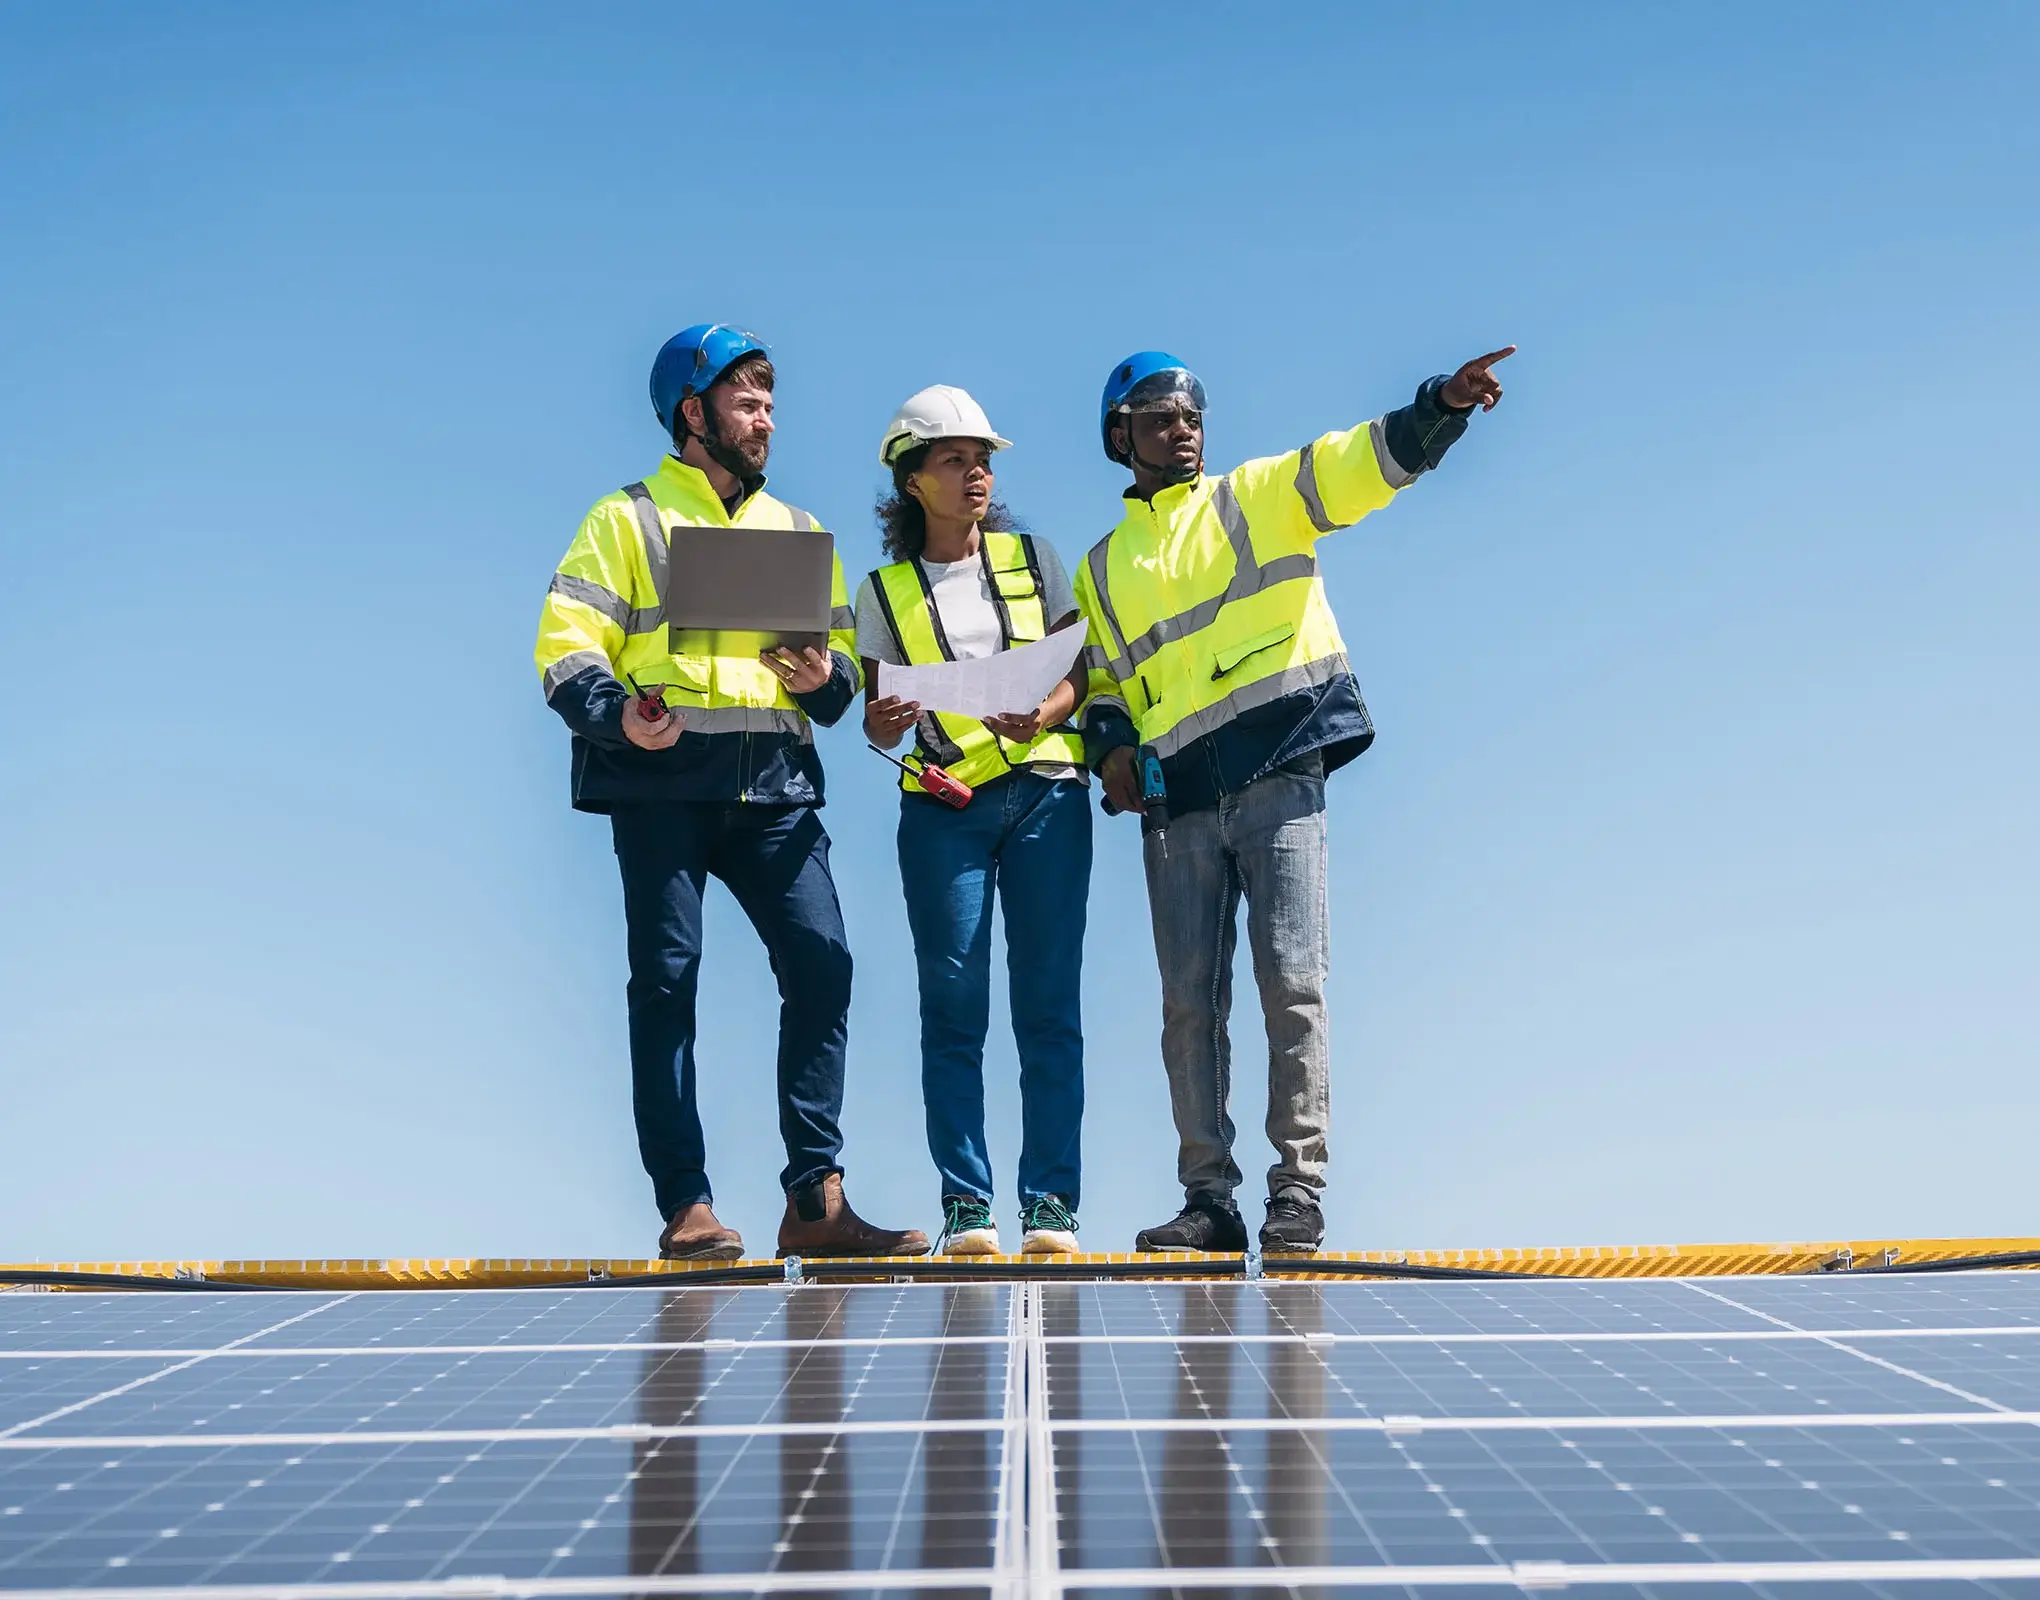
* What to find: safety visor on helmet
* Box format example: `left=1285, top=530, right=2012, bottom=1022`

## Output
left=685, top=325, right=767, bottom=397
left=1116, top=368, right=1208, bottom=419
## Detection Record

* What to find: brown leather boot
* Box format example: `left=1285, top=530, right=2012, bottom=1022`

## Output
left=658, top=1202, right=745, bottom=1261
left=776, top=1173, right=929, bottom=1258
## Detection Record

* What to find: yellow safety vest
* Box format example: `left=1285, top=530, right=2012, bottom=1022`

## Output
left=866, top=531, right=1087, bottom=795
left=1072, top=419, right=1411, bottom=759
left=534, top=455, right=859, bottom=734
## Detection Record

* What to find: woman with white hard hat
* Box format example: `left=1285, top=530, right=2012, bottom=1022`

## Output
left=854, top=385, right=1092, bottom=1258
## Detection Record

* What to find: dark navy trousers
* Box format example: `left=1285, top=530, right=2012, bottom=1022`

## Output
left=610, top=803, right=851, bottom=1220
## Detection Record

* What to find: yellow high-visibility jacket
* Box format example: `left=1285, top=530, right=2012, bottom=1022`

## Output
left=534, top=455, right=859, bottom=810
left=1073, top=419, right=1410, bottom=765
left=864, top=532, right=1087, bottom=795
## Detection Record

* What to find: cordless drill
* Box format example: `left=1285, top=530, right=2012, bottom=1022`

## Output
left=1135, top=746, right=1170, bottom=840
left=1103, top=745, right=1171, bottom=840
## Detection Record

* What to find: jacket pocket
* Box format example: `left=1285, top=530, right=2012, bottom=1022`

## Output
left=664, top=655, right=712, bottom=698
left=1211, top=624, right=1296, bottom=680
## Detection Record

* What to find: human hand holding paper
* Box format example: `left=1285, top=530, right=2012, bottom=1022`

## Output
left=983, top=702, right=1052, bottom=741
left=876, top=622, right=1087, bottom=722
left=865, top=693, right=921, bottom=747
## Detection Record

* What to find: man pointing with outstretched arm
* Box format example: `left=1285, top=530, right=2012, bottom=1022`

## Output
left=1073, top=345, right=1513, bottom=1256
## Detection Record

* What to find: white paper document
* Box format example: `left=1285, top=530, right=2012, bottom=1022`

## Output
left=877, top=622, right=1088, bottom=720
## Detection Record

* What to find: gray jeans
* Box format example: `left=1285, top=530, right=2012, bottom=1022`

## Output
left=1143, top=756, right=1330, bottom=1206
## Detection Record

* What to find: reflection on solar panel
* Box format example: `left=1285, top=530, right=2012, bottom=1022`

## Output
left=4, top=1275, right=2040, bottom=1595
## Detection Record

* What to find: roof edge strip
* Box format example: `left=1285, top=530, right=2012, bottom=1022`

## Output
left=5, top=1239, right=2040, bottom=1292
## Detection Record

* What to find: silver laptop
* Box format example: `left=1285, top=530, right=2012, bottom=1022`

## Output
left=665, top=524, right=834, bottom=654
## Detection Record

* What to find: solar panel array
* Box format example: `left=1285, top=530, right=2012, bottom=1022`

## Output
left=3, top=1273, right=2040, bottom=1595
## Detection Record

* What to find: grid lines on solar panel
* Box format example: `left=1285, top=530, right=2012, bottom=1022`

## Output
left=0, top=1284, right=1013, bottom=1592
left=5, top=1274, right=2040, bottom=1596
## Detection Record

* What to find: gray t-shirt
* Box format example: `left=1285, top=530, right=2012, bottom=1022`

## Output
left=854, top=536, right=1086, bottom=783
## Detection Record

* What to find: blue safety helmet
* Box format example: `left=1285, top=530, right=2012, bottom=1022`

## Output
left=650, top=323, right=771, bottom=438
left=1099, top=351, right=1208, bottom=465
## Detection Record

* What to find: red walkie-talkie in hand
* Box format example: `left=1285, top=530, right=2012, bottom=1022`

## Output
left=869, top=744, right=972, bottom=809
left=624, top=673, right=671, bottom=724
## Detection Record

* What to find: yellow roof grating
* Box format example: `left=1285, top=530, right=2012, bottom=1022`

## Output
left=5, top=1236, right=2038, bottom=1289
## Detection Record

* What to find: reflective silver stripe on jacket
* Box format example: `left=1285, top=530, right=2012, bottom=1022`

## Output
left=623, top=483, right=669, bottom=632
left=1118, top=478, right=1316, bottom=670
left=1081, top=692, right=1131, bottom=728
left=1084, top=535, right=1135, bottom=678
left=1293, top=442, right=1339, bottom=533
left=1145, top=652, right=1351, bottom=760
left=1369, top=416, right=1417, bottom=491
left=1297, top=422, right=1414, bottom=527
left=541, top=648, right=612, bottom=699
left=547, top=572, right=630, bottom=629
left=830, top=604, right=855, bottom=631
left=680, top=705, right=813, bottom=742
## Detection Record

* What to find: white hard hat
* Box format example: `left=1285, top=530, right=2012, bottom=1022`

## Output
left=879, top=385, right=1013, bottom=466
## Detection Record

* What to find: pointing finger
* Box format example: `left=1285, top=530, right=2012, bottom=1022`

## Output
left=1475, top=346, right=1517, bottom=369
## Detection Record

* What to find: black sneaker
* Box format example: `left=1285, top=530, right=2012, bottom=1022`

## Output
left=1134, top=1194, right=1249, bottom=1253
left=1260, top=1192, right=1325, bottom=1256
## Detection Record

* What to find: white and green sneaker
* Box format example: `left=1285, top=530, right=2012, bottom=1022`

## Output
left=1020, top=1195, right=1080, bottom=1257
left=938, top=1195, right=1000, bottom=1256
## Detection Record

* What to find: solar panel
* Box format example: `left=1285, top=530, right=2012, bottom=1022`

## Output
left=3, top=1274, right=2039, bottom=1594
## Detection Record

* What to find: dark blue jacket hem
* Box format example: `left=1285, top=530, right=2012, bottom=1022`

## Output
left=547, top=663, right=838, bottom=812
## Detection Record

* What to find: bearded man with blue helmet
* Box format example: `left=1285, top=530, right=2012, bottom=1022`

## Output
left=535, top=323, right=928, bottom=1262
left=1072, top=343, right=1515, bottom=1255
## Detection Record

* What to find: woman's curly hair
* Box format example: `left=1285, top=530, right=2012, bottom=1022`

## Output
left=876, top=440, right=1024, bottom=563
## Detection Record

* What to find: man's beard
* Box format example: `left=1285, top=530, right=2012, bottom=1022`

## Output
left=702, top=408, right=769, bottom=479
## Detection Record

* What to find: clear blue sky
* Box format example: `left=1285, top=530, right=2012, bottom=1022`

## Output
left=3, top=5, right=2035, bottom=1262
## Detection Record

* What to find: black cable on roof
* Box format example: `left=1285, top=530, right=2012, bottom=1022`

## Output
left=0, top=1257, right=1533, bottom=1291
left=571, top=1264, right=790, bottom=1289
left=569, top=1257, right=1251, bottom=1289
left=1834, top=1248, right=2040, bottom=1275
left=1268, top=1257, right=1545, bottom=1282
left=0, top=1269, right=297, bottom=1292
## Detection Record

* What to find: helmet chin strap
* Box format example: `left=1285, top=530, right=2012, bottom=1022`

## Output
left=1128, top=426, right=1201, bottom=486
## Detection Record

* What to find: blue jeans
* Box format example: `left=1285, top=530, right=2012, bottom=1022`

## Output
left=1143, top=756, right=1330, bottom=1205
left=610, top=803, right=851, bottom=1220
left=897, top=773, right=1091, bottom=1208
